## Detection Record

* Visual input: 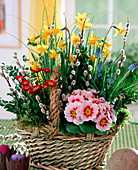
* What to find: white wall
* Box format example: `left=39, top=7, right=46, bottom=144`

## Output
left=0, top=0, right=30, bottom=119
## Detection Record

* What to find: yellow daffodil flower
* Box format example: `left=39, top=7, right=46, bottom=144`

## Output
left=29, top=61, right=39, bottom=70
left=114, top=22, right=126, bottom=37
left=75, top=12, right=87, bottom=22
left=75, top=12, right=92, bottom=31
left=37, top=44, right=49, bottom=53
left=49, top=50, right=59, bottom=60
left=69, top=54, right=76, bottom=63
left=71, top=33, right=80, bottom=46
left=42, top=25, right=60, bottom=40
left=88, top=32, right=100, bottom=46
left=89, top=55, right=96, bottom=61
left=57, top=24, right=65, bottom=38
left=58, top=40, right=66, bottom=50
left=98, top=39, right=112, bottom=49
left=29, top=37, right=35, bottom=43
left=103, top=49, right=111, bottom=58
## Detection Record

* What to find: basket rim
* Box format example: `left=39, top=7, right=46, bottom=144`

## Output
left=16, top=124, right=120, bottom=142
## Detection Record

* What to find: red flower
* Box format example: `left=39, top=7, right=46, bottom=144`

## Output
left=32, top=68, right=42, bottom=73
left=28, top=85, right=41, bottom=94
left=22, top=85, right=31, bottom=91
left=42, top=68, right=51, bottom=73
left=21, top=80, right=30, bottom=86
left=15, top=75, right=24, bottom=81
left=42, top=84, right=48, bottom=90
left=45, top=80, right=56, bottom=87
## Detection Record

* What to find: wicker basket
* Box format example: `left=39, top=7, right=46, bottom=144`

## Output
left=17, top=67, right=120, bottom=170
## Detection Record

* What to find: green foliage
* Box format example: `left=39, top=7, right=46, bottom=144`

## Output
left=117, top=108, right=132, bottom=126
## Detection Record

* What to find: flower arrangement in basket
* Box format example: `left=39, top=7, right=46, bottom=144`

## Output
left=0, top=3, right=138, bottom=169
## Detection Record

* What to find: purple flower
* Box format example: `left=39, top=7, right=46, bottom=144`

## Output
left=109, top=73, right=115, bottom=83
left=94, top=74, right=97, bottom=80
left=128, top=63, right=138, bottom=72
left=98, top=73, right=102, bottom=77
left=95, top=47, right=101, bottom=58
left=97, top=61, right=102, bottom=72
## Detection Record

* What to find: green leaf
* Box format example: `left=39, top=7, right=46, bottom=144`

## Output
left=79, top=123, right=96, bottom=134
left=111, top=122, right=116, bottom=127
left=58, top=121, right=70, bottom=135
left=66, top=123, right=82, bottom=133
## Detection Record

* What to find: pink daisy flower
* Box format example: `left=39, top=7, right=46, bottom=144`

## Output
left=68, top=94, right=84, bottom=103
left=64, top=102, right=83, bottom=125
left=77, top=101, right=98, bottom=121
left=96, top=115, right=112, bottom=132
